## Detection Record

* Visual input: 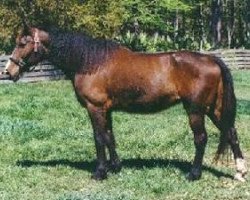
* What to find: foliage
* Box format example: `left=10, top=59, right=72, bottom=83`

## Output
left=0, top=0, right=249, bottom=53
left=0, top=70, right=249, bottom=199
left=71, top=0, right=126, bottom=38
left=117, top=31, right=171, bottom=52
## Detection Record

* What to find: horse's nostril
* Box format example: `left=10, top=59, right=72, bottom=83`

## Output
left=0, top=70, right=9, bottom=75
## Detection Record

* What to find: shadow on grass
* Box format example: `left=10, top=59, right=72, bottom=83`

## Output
left=17, top=158, right=233, bottom=179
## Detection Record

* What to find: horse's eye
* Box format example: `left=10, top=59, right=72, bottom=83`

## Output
left=19, top=37, right=27, bottom=45
left=17, top=43, right=26, bottom=48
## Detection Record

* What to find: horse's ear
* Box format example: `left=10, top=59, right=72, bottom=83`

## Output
left=21, top=19, right=32, bottom=36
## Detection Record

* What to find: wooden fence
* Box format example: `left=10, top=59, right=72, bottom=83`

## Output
left=0, top=49, right=249, bottom=83
left=205, top=49, right=250, bottom=70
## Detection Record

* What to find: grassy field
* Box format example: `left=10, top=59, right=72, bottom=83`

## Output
left=0, top=70, right=249, bottom=200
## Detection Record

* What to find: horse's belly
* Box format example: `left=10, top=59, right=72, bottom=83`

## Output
left=113, top=91, right=180, bottom=113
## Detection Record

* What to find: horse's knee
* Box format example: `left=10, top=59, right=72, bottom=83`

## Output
left=94, top=133, right=106, bottom=146
left=103, top=131, right=113, bottom=146
left=194, top=132, right=207, bottom=146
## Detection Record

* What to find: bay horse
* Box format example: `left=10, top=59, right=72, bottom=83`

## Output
left=3, top=26, right=247, bottom=181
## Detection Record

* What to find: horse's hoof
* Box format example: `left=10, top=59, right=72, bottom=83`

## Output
left=91, top=170, right=107, bottom=181
left=234, top=172, right=246, bottom=182
left=186, top=169, right=201, bottom=181
left=236, top=158, right=248, bottom=176
left=109, top=160, right=122, bottom=173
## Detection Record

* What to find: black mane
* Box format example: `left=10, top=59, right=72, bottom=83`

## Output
left=47, top=28, right=120, bottom=74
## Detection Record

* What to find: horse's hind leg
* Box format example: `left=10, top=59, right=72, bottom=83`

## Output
left=106, top=111, right=121, bottom=173
left=184, top=103, right=207, bottom=181
left=208, top=112, right=247, bottom=181
left=228, top=128, right=247, bottom=181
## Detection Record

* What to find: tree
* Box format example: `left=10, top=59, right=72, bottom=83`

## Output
left=0, top=0, right=249, bottom=54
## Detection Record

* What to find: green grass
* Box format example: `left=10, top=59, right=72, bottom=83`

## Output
left=0, top=70, right=249, bottom=200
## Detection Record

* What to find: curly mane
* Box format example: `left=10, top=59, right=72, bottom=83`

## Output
left=47, top=28, right=120, bottom=74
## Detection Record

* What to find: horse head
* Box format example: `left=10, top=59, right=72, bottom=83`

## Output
left=4, top=26, right=49, bottom=81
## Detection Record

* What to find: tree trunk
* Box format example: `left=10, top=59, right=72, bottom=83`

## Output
left=245, top=0, right=250, bottom=47
left=211, top=0, right=223, bottom=48
left=174, top=9, right=179, bottom=47
left=226, top=0, right=235, bottom=48
left=198, top=3, right=204, bottom=50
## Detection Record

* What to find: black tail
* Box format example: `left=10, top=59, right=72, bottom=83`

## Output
left=214, top=57, right=236, bottom=158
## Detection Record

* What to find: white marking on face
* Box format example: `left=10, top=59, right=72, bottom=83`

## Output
left=5, top=52, right=15, bottom=72
left=5, top=59, right=12, bottom=72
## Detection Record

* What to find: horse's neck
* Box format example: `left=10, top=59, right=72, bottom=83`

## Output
left=47, top=31, right=119, bottom=76
left=48, top=35, right=81, bottom=73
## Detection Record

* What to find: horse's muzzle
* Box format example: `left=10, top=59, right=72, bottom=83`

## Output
left=0, top=70, right=9, bottom=75
left=0, top=70, right=19, bottom=82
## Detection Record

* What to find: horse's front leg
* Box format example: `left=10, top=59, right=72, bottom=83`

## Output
left=186, top=111, right=207, bottom=181
left=87, top=104, right=109, bottom=180
left=106, top=111, right=121, bottom=173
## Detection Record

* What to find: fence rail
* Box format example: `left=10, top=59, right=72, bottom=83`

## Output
left=205, top=49, right=250, bottom=69
left=0, top=49, right=249, bottom=83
